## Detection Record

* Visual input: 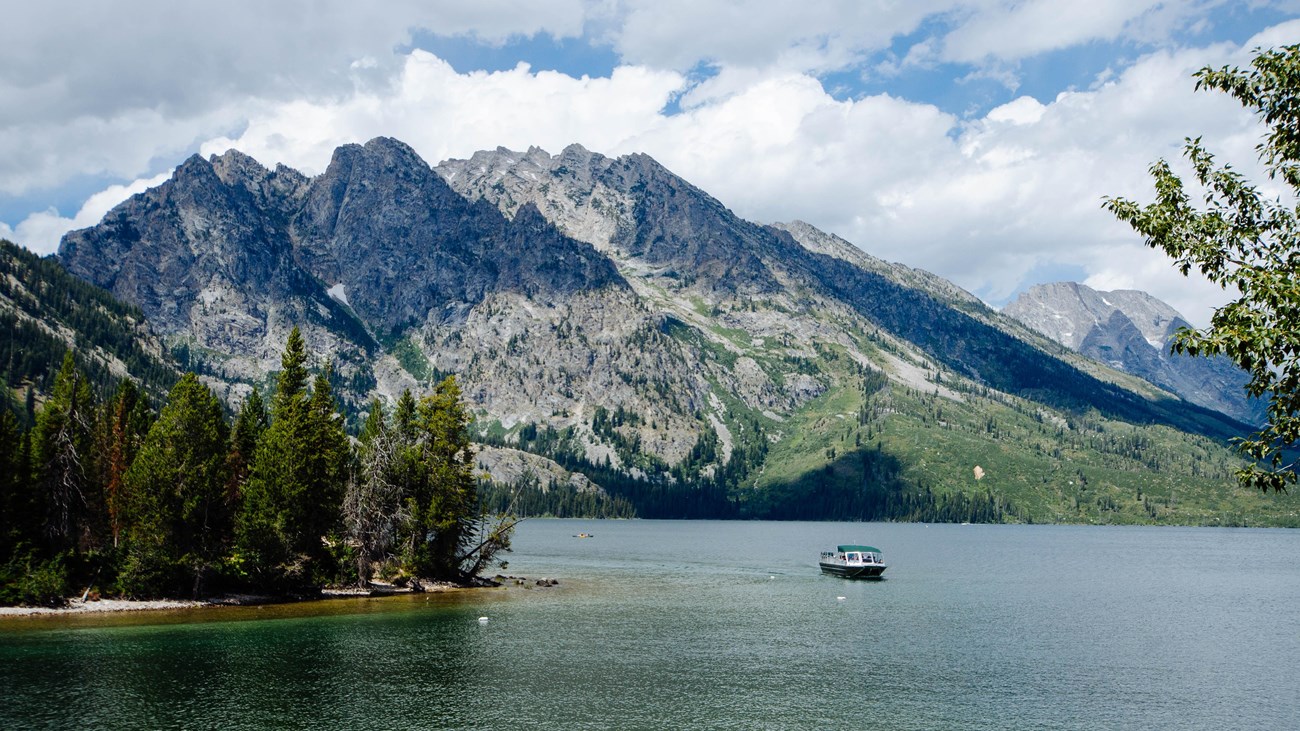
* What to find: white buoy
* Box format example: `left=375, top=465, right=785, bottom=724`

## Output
left=769, top=575, right=775, bottom=580
left=837, top=596, right=846, bottom=601
left=478, top=616, right=490, bottom=624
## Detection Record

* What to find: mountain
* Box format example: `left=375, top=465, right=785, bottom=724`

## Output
left=1003, top=282, right=1264, bottom=426
left=436, top=145, right=1247, bottom=436
left=53, top=138, right=1293, bottom=526
left=0, top=239, right=177, bottom=418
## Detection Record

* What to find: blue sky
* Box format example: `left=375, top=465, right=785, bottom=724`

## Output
left=3, top=1, right=1298, bottom=325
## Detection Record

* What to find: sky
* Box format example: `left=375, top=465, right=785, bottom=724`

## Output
left=3, top=2, right=1299, bottom=327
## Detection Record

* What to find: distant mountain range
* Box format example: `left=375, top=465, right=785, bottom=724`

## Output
left=1003, top=282, right=1263, bottom=426
left=23, top=136, right=1289, bottom=525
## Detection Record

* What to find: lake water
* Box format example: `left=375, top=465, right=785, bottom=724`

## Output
left=3, top=520, right=1299, bottom=730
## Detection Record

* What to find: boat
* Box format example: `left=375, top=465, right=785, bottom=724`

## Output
left=819, top=545, right=887, bottom=579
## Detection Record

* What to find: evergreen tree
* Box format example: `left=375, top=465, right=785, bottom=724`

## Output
left=94, top=379, right=152, bottom=548
left=390, top=388, right=428, bottom=572
left=228, top=389, right=267, bottom=502
left=348, top=382, right=514, bottom=585
left=237, top=329, right=348, bottom=587
left=344, top=398, right=406, bottom=585
left=393, top=388, right=418, bottom=444
left=29, top=353, right=97, bottom=556
left=119, top=374, right=231, bottom=598
left=238, top=329, right=312, bottom=586
left=304, top=364, right=349, bottom=579
left=0, top=410, right=31, bottom=559
left=408, top=377, right=500, bottom=581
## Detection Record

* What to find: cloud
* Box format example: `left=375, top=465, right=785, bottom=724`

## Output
left=0, top=1, right=588, bottom=195
left=0, top=173, right=171, bottom=255
left=985, top=96, right=1046, bottom=125
left=198, top=53, right=685, bottom=175
left=182, top=29, right=1271, bottom=329
left=937, top=0, right=1180, bottom=64
left=5, top=5, right=1297, bottom=329
left=608, top=0, right=945, bottom=73
left=4, top=2, right=1283, bottom=198
left=627, top=34, right=1276, bottom=325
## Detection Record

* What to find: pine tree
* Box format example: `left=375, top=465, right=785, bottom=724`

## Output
left=393, top=388, right=418, bottom=444
left=390, top=388, right=427, bottom=573
left=94, top=379, right=152, bottom=548
left=413, top=377, right=479, bottom=579
left=0, top=410, right=30, bottom=559
left=344, top=398, right=406, bottom=585
left=304, top=364, right=348, bottom=580
left=237, top=329, right=349, bottom=588
left=29, top=353, right=96, bottom=556
left=405, top=376, right=507, bottom=581
left=119, top=373, right=231, bottom=598
left=238, top=329, right=312, bottom=586
left=227, top=389, right=266, bottom=503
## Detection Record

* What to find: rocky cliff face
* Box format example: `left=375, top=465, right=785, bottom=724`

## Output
left=437, top=145, right=1212, bottom=431
left=1003, top=282, right=1263, bottom=425
left=60, top=138, right=628, bottom=403
left=53, top=138, right=1262, bottom=522
left=440, top=144, right=784, bottom=294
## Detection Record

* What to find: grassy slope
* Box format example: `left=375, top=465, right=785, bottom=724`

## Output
left=751, top=341, right=1299, bottom=527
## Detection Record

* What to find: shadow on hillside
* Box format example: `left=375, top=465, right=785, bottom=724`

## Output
left=742, top=445, right=1012, bottom=523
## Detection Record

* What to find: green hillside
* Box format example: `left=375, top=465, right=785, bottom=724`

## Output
left=750, top=343, right=1295, bottom=527
left=0, top=240, right=178, bottom=419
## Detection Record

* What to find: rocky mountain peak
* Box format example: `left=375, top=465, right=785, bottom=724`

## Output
left=209, top=149, right=270, bottom=187
left=51, top=138, right=1268, bottom=524
left=1091, top=289, right=1183, bottom=348
left=1004, top=282, right=1262, bottom=425
left=1004, top=282, right=1107, bottom=350
left=439, top=144, right=784, bottom=295
left=1005, top=282, right=1186, bottom=351
left=59, top=138, right=628, bottom=404
left=169, top=153, right=221, bottom=191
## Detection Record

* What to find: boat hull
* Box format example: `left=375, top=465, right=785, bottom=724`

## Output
left=819, top=562, right=887, bottom=579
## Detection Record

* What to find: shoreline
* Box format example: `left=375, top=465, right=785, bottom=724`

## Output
left=0, top=575, right=558, bottom=618
left=0, top=597, right=208, bottom=617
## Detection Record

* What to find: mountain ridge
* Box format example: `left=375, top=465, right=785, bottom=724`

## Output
left=48, top=137, right=1290, bottom=525
left=1004, top=282, right=1263, bottom=426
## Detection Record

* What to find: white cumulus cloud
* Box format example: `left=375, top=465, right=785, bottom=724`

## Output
left=1, top=173, right=171, bottom=255
left=3, top=4, right=1297, bottom=330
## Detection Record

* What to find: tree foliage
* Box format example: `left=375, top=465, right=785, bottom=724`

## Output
left=29, top=353, right=96, bottom=554
left=0, top=239, right=177, bottom=406
left=237, top=328, right=347, bottom=587
left=345, top=381, right=514, bottom=585
left=1105, top=44, right=1300, bottom=492
left=0, top=328, right=513, bottom=605
left=228, top=388, right=266, bottom=501
left=119, top=374, right=230, bottom=598
left=95, top=379, right=152, bottom=548
left=345, top=398, right=408, bottom=585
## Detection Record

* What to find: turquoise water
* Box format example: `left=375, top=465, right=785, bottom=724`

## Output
left=3, top=521, right=1299, bottom=729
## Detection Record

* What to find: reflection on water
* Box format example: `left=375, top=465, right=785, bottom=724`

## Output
left=3, top=521, right=1299, bottom=730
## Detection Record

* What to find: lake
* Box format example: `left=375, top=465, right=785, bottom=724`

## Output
left=3, top=520, right=1298, bottom=730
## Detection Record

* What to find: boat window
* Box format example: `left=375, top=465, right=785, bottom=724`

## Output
left=847, top=553, right=859, bottom=561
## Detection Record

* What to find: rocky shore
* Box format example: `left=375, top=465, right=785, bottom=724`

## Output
left=0, top=597, right=206, bottom=616
left=0, top=576, right=559, bottom=617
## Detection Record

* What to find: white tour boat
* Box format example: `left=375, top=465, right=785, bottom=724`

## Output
left=819, top=545, right=887, bottom=579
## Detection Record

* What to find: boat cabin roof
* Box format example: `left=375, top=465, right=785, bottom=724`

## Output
left=837, top=545, right=881, bottom=553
